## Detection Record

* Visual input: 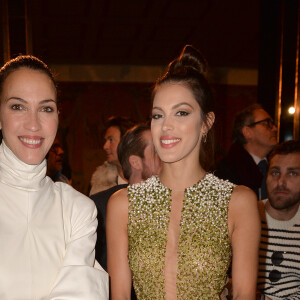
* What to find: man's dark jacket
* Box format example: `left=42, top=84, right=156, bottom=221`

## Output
left=215, top=142, right=263, bottom=197
left=90, top=184, right=128, bottom=272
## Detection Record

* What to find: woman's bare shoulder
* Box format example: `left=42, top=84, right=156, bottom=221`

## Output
left=228, top=185, right=260, bottom=243
left=108, top=187, right=129, bottom=209
left=230, top=185, right=258, bottom=208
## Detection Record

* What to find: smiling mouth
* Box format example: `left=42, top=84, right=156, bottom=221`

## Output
left=19, top=137, right=43, bottom=145
left=161, top=139, right=181, bottom=145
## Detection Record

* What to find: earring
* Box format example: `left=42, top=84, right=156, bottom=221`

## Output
left=202, top=133, right=207, bottom=143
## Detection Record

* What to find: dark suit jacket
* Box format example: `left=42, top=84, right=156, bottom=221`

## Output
left=215, top=142, right=263, bottom=198
left=91, top=184, right=128, bottom=272
left=91, top=184, right=137, bottom=300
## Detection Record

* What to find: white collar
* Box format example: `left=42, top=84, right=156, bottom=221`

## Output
left=249, top=152, right=267, bottom=165
left=0, top=141, right=47, bottom=191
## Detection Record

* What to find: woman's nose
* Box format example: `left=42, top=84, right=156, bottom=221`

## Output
left=162, top=116, right=173, bottom=131
left=24, top=112, right=41, bottom=131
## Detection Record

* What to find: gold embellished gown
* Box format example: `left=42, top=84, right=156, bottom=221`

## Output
left=127, top=173, right=235, bottom=299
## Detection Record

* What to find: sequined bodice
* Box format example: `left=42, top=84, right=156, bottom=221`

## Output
left=128, top=173, right=235, bottom=299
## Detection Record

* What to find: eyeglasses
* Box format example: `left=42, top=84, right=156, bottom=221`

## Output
left=247, top=118, right=276, bottom=129
left=269, top=251, right=284, bottom=282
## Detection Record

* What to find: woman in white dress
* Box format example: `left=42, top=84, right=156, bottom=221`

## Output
left=0, top=55, right=108, bottom=299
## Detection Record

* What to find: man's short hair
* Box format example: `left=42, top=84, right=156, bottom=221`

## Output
left=268, top=140, right=300, bottom=163
left=117, top=124, right=150, bottom=180
left=232, top=104, right=263, bottom=145
left=104, top=116, right=135, bottom=138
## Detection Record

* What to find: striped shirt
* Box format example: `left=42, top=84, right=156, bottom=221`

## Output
left=257, top=199, right=300, bottom=299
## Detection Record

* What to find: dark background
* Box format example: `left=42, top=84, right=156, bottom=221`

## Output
left=1, top=0, right=299, bottom=194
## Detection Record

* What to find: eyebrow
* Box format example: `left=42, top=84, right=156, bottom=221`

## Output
left=152, top=102, right=194, bottom=111
left=6, top=97, right=56, bottom=104
left=287, top=167, right=300, bottom=171
left=270, top=166, right=300, bottom=171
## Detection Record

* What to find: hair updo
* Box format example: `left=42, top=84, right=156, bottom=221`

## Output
left=152, top=45, right=215, bottom=171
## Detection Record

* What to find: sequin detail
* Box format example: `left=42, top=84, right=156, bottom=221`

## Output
left=128, top=173, right=235, bottom=299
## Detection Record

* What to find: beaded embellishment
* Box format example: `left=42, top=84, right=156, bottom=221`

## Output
left=128, top=173, right=235, bottom=299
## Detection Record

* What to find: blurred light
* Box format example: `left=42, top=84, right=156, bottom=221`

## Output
left=288, top=106, right=295, bottom=114
left=284, top=132, right=293, bottom=141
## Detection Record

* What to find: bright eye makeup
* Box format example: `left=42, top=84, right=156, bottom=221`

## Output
left=151, top=113, right=163, bottom=120
left=176, top=110, right=190, bottom=117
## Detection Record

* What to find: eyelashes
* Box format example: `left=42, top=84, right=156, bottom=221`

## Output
left=151, top=111, right=190, bottom=120
left=11, top=104, right=23, bottom=110
left=151, top=113, right=163, bottom=120
left=10, top=104, right=56, bottom=113
left=176, top=111, right=190, bottom=116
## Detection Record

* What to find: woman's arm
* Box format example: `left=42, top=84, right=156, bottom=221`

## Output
left=106, top=188, right=132, bottom=300
left=228, top=186, right=261, bottom=300
left=49, top=185, right=109, bottom=299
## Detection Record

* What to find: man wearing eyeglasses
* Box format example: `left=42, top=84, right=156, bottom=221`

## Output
left=257, top=140, right=300, bottom=299
left=216, top=104, right=277, bottom=200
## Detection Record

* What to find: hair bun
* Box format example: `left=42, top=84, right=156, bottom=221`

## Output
left=168, top=45, right=207, bottom=76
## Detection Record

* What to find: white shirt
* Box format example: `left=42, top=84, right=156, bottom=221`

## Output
left=0, top=141, right=108, bottom=299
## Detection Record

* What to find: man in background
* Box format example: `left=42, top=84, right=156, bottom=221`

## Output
left=257, top=140, right=300, bottom=299
left=47, top=138, right=70, bottom=184
left=89, top=116, right=134, bottom=195
left=91, top=124, right=161, bottom=272
left=216, top=104, right=277, bottom=200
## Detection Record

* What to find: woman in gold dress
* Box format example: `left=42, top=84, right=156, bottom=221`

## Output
left=106, top=45, right=260, bottom=299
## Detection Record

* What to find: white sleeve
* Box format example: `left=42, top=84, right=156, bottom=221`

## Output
left=48, top=186, right=109, bottom=299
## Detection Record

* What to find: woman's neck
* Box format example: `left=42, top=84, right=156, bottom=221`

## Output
left=159, top=159, right=206, bottom=191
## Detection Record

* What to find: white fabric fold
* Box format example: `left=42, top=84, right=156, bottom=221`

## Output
left=0, top=141, right=108, bottom=299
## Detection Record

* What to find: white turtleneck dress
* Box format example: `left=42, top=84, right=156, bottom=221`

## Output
left=0, top=141, right=108, bottom=299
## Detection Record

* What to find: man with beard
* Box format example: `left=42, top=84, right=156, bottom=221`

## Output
left=91, top=124, right=161, bottom=273
left=257, top=140, right=300, bottom=299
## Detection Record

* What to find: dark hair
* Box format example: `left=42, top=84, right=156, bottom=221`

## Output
left=0, top=55, right=56, bottom=97
left=152, top=45, right=214, bottom=171
left=117, top=124, right=150, bottom=180
left=232, top=104, right=263, bottom=145
left=104, top=116, right=135, bottom=138
left=268, top=140, right=300, bottom=163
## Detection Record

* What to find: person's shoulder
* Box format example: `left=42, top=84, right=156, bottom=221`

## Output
left=207, top=173, right=236, bottom=190
left=230, top=184, right=258, bottom=209
left=90, top=162, right=118, bottom=195
left=55, top=181, right=96, bottom=212
left=109, top=187, right=128, bottom=203
left=91, top=162, right=117, bottom=180
left=91, top=184, right=128, bottom=202
left=128, top=175, right=159, bottom=193
left=106, top=186, right=129, bottom=216
left=228, top=185, right=260, bottom=235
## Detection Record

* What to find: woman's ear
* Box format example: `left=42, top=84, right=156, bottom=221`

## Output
left=203, top=112, right=215, bottom=134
